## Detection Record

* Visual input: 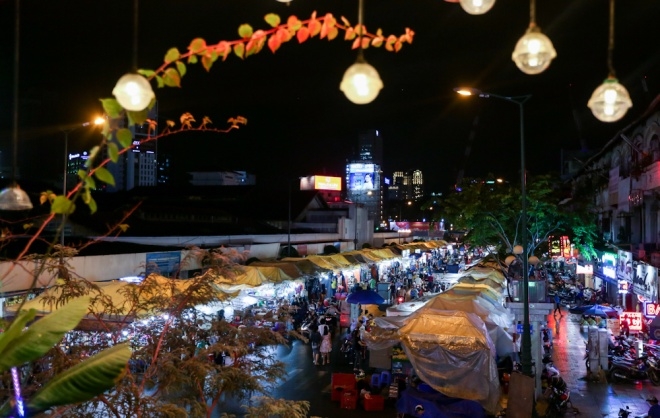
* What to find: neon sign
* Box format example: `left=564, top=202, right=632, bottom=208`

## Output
left=620, top=312, right=643, bottom=332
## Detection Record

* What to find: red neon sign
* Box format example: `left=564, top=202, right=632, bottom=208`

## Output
left=646, top=303, right=660, bottom=317
left=620, top=312, right=643, bottom=332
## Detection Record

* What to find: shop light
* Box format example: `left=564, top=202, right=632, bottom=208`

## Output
left=459, top=0, right=496, bottom=15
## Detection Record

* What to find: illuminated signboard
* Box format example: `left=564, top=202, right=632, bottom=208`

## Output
left=347, top=163, right=378, bottom=192
left=645, top=302, right=660, bottom=317
left=313, top=176, right=342, bottom=191
left=618, top=280, right=629, bottom=294
left=620, top=311, right=643, bottom=332
left=617, top=250, right=633, bottom=282
left=634, top=263, right=658, bottom=301
left=548, top=235, right=571, bottom=258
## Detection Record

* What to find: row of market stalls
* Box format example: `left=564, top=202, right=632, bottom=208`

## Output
left=8, top=241, right=449, bottom=326
left=364, top=257, right=513, bottom=415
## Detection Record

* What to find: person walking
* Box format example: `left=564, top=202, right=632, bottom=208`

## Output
left=647, top=396, right=660, bottom=418
left=319, top=319, right=332, bottom=365
left=554, top=293, right=562, bottom=316
left=309, top=325, right=321, bottom=365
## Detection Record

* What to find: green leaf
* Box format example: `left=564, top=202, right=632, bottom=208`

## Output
left=264, top=13, right=281, bottom=28
left=0, top=297, right=90, bottom=373
left=27, top=343, right=131, bottom=414
left=0, top=309, right=36, bottom=366
left=233, top=43, right=245, bottom=59
left=127, top=108, right=149, bottom=126
left=83, top=174, right=96, bottom=190
left=94, top=167, right=115, bottom=186
left=187, top=54, right=198, bottom=64
left=238, top=24, right=253, bottom=38
left=87, top=195, right=97, bottom=214
left=107, top=142, right=119, bottom=163
left=155, top=75, right=165, bottom=88
left=99, top=98, right=123, bottom=118
left=164, top=47, right=180, bottom=64
left=176, top=61, right=187, bottom=77
left=137, top=69, right=156, bottom=78
left=86, top=146, right=100, bottom=168
left=51, top=196, right=75, bottom=215
left=116, top=128, right=133, bottom=149
left=162, top=68, right=181, bottom=87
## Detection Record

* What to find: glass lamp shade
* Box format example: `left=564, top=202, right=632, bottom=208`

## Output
left=504, top=255, right=516, bottom=266
left=528, top=255, right=540, bottom=266
left=0, top=185, right=33, bottom=211
left=459, top=0, right=496, bottom=15
left=340, top=61, right=383, bottom=105
left=587, top=77, right=632, bottom=123
left=112, top=73, right=155, bottom=111
left=512, top=27, right=557, bottom=75
left=513, top=245, right=524, bottom=255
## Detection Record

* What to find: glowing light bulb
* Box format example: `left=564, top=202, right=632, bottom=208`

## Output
left=340, top=61, right=383, bottom=105
left=512, top=28, right=556, bottom=75
left=459, top=0, right=496, bottom=14
left=112, top=73, right=155, bottom=111
left=588, top=77, right=632, bottom=122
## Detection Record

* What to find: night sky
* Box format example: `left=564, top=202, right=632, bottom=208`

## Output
left=0, top=0, right=658, bottom=193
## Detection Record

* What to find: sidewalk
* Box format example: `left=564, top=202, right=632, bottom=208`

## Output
left=549, top=307, right=660, bottom=417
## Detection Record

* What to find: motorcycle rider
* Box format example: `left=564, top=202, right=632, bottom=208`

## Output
left=648, top=396, right=660, bottom=418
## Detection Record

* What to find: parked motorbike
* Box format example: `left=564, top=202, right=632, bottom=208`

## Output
left=545, top=375, right=571, bottom=415
left=618, top=406, right=631, bottom=418
left=646, top=355, right=660, bottom=386
left=608, top=355, right=649, bottom=383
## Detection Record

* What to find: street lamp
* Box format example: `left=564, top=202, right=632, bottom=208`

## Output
left=455, top=87, right=534, bottom=377
left=61, top=117, right=105, bottom=247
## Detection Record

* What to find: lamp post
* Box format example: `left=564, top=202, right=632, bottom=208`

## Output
left=455, top=87, right=533, bottom=377
left=61, top=117, right=104, bottom=247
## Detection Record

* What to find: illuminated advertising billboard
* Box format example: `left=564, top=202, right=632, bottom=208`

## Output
left=347, top=163, right=377, bottom=192
left=634, top=263, right=658, bottom=301
left=299, top=176, right=342, bottom=191
left=617, top=250, right=633, bottom=282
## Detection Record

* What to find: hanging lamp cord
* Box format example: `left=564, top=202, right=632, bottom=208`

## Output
left=133, top=0, right=139, bottom=71
left=529, top=0, right=536, bottom=28
left=357, top=0, right=365, bottom=62
left=607, top=0, right=616, bottom=78
left=12, top=0, right=20, bottom=183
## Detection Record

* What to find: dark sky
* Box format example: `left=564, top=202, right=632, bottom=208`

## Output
left=0, top=0, right=659, bottom=193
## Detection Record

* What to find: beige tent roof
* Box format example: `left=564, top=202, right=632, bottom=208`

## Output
left=249, top=261, right=304, bottom=279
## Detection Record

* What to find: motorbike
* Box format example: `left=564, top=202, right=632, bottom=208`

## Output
left=608, top=355, right=649, bottom=383
left=545, top=375, right=571, bottom=415
left=618, top=406, right=631, bottom=418
left=646, top=355, right=660, bottom=386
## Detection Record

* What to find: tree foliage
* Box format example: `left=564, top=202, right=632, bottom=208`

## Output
left=440, top=175, right=598, bottom=260
left=4, top=248, right=308, bottom=418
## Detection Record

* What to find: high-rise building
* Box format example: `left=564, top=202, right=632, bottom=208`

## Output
left=412, top=169, right=424, bottom=200
left=387, top=169, right=424, bottom=201
left=357, top=129, right=383, bottom=165
left=105, top=104, right=159, bottom=192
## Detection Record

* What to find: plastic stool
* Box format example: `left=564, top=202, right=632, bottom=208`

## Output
left=380, top=371, right=391, bottom=387
left=370, top=373, right=381, bottom=388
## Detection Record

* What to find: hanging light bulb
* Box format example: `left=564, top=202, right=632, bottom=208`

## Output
left=511, top=0, right=556, bottom=75
left=587, top=0, right=631, bottom=123
left=459, top=0, right=496, bottom=15
left=512, top=26, right=556, bottom=75
left=0, top=186, right=32, bottom=211
left=112, top=73, right=154, bottom=111
left=276, top=0, right=293, bottom=2
left=340, top=59, right=383, bottom=105
left=340, top=0, right=382, bottom=105
left=588, top=76, right=632, bottom=122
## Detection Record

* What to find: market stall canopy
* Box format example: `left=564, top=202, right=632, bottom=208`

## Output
left=365, top=308, right=499, bottom=414
left=249, top=261, right=304, bottom=280
left=449, top=283, right=504, bottom=306
left=305, top=255, right=344, bottom=270
left=327, top=254, right=359, bottom=268
left=252, top=266, right=295, bottom=283
left=280, top=257, right=332, bottom=275
left=463, top=265, right=506, bottom=284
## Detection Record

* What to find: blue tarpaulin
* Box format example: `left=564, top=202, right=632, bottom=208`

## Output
left=396, top=385, right=485, bottom=418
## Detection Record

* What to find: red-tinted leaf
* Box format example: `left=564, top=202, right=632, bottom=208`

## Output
left=320, top=20, right=329, bottom=39
left=188, top=38, right=207, bottom=54
left=394, top=41, right=402, bottom=52
left=287, top=15, right=302, bottom=31
left=351, top=37, right=360, bottom=50
left=355, top=24, right=365, bottom=37
left=385, top=43, right=394, bottom=52
left=341, top=16, right=351, bottom=27
left=216, top=41, right=230, bottom=61
left=277, top=27, right=291, bottom=42
left=328, top=27, right=339, bottom=41
left=309, top=19, right=321, bottom=37
left=345, top=27, right=356, bottom=41
left=296, top=26, right=310, bottom=43
left=371, top=36, right=383, bottom=47
left=387, top=35, right=397, bottom=44
left=361, top=38, right=370, bottom=49
left=268, top=35, right=281, bottom=53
